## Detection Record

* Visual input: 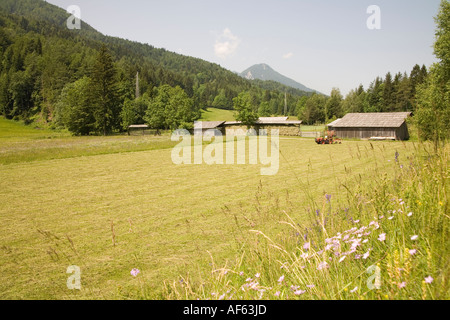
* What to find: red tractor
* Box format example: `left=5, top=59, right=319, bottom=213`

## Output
left=315, top=131, right=342, bottom=144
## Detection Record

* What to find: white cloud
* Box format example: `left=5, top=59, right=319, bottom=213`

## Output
left=214, top=28, right=241, bottom=59
left=283, top=52, right=294, bottom=59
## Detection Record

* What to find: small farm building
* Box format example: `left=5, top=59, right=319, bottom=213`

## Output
left=223, top=117, right=302, bottom=136
left=193, top=117, right=302, bottom=136
left=331, top=112, right=412, bottom=140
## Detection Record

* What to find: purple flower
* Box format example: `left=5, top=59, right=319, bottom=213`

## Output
left=317, top=261, right=329, bottom=270
left=130, top=268, right=140, bottom=277
left=325, top=194, right=332, bottom=202
left=424, top=276, right=434, bottom=284
left=294, top=289, right=306, bottom=295
left=303, top=242, right=310, bottom=251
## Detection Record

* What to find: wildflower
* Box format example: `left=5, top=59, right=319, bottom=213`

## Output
left=439, top=201, right=443, bottom=206
left=303, top=242, right=310, bottom=251
left=424, top=276, right=434, bottom=284
left=407, top=212, right=413, bottom=217
left=388, top=216, right=394, bottom=220
left=239, top=271, right=244, bottom=276
left=255, top=273, right=261, bottom=278
left=245, top=278, right=252, bottom=282
left=294, top=289, right=306, bottom=295
left=317, top=261, right=329, bottom=270
left=362, top=239, right=369, bottom=244
left=409, top=249, right=417, bottom=256
left=369, top=221, right=379, bottom=230
left=363, top=251, right=370, bottom=259
left=378, top=233, right=386, bottom=242
left=130, top=268, right=140, bottom=277
left=351, top=238, right=362, bottom=249
left=339, top=256, right=346, bottom=263
left=354, top=254, right=361, bottom=259
left=411, top=235, right=419, bottom=241
left=350, top=286, right=358, bottom=293
left=278, top=275, right=285, bottom=283
left=219, top=294, right=225, bottom=300
left=306, top=284, right=315, bottom=288
left=290, top=285, right=300, bottom=291
left=274, top=291, right=281, bottom=297
left=325, top=194, right=332, bottom=202
left=398, top=282, right=406, bottom=289
left=379, top=215, right=384, bottom=219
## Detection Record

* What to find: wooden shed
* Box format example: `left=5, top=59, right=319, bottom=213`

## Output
left=193, top=121, right=226, bottom=136
left=332, top=112, right=412, bottom=140
left=223, top=117, right=302, bottom=136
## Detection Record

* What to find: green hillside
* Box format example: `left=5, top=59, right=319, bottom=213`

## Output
left=199, top=108, right=236, bottom=121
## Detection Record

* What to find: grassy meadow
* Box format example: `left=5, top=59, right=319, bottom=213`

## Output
left=199, top=108, right=236, bottom=122
left=0, top=117, right=447, bottom=300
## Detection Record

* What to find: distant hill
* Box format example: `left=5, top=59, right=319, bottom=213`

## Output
left=240, top=64, right=317, bottom=93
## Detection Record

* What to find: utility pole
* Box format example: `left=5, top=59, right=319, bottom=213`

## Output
left=135, top=71, right=140, bottom=99
left=284, top=91, right=287, bottom=115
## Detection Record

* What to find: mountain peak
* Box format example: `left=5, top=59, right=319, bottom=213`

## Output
left=240, top=64, right=316, bottom=93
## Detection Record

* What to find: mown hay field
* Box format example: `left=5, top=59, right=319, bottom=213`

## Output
left=0, top=118, right=419, bottom=299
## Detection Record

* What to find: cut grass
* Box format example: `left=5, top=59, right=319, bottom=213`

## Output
left=199, top=108, right=236, bottom=122
left=0, top=123, right=419, bottom=299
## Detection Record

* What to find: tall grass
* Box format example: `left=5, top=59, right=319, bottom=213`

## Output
left=160, top=142, right=449, bottom=300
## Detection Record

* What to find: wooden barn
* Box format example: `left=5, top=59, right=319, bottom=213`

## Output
left=332, top=112, right=412, bottom=140
left=224, top=117, right=302, bottom=136
left=193, top=121, right=226, bottom=136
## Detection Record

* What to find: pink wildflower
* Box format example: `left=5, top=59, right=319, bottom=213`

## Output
left=130, top=268, right=140, bottom=277
left=317, top=261, right=329, bottom=270
left=378, top=233, right=386, bottom=241
left=424, top=276, right=434, bottom=284
left=303, top=242, right=310, bottom=250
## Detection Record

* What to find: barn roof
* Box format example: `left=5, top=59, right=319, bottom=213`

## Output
left=223, top=118, right=302, bottom=125
left=333, top=112, right=411, bottom=128
left=257, top=117, right=289, bottom=123
left=327, top=118, right=342, bottom=127
left=193, top=121, right=226, bottom=129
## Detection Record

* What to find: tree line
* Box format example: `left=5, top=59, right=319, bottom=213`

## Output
left=0, top=0, right=448, bottom=147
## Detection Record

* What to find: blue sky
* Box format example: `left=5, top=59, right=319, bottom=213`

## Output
left=47, top=0, right=441, bottom=95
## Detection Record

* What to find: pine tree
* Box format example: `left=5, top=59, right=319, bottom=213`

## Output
left=91, top=45, right=120, bottom=135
